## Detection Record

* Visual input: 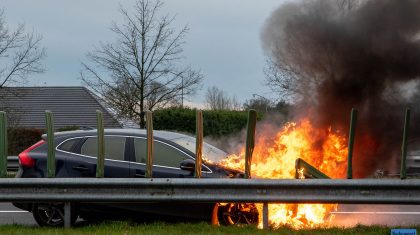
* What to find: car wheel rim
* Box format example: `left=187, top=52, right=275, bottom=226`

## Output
left=222, top=203, right=258, bottom=225
left=36, top=204, right=64, bottom=226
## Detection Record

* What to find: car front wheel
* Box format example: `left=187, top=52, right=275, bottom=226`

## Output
left=216, top=203, right=259, bottom=226
left=32, top=203, right=77, bottom=227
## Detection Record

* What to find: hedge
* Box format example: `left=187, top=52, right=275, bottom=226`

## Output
left=7, top=108, right=261, bottom=155
left=8, top=126, right=80, bottom=155
left=8, top=128, right=43, bottom=155
left=153, top=107, right=263, bottom=137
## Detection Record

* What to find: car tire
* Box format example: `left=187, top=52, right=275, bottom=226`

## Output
left=32, top=203, right=78, bottom=227
left=217, top=203, right=259, bottom=226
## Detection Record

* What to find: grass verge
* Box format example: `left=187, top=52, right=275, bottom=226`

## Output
left=0, top=222, right=418, bottom=235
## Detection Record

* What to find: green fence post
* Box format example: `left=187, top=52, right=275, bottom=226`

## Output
left=146, top=111, right=154, bottom=178
left=245, top=110, right=257, bottom=179
left=195, top=110, right=203, bottom=178
left=96, top=110, right=105, bottom=178
left=401, top=108, right=410, bottom=179
left=0, top=112, right=7, bottom=177
left=347, top=108, right=357, bottom=179
left=45, top=111, right=55, bottom=178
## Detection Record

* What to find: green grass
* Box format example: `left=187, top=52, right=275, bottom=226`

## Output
left=0, top=222, right=418, bottom=235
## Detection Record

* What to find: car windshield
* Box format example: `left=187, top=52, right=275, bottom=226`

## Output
left=170, top=136, right=228, bottom=163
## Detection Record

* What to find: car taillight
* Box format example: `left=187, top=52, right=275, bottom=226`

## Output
left=18, top=140, right=45, bottom=168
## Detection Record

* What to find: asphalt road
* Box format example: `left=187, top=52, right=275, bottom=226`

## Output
left=0, top=202, right=419, bottom=227
left=0, top=203, right=36, bottom=226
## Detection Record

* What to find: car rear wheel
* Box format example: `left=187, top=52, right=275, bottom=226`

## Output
left=217, top=203, right=259, bottom=226
left=32, top=203, right=77, bottom=227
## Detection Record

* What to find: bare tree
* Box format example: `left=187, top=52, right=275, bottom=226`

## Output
left=81, top=0, right=203, bottom=128
left=205, top=86, right=241, bottom=111
left=0, top=9, right=45, bottom=88
left=0, top=9, right=45, bottom=128
left=243, top=96, right=272, bottom=113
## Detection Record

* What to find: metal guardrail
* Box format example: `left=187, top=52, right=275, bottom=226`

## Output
left=1, top=178, right=420, bottom=204
left=7, top=156, right=18, bottom=172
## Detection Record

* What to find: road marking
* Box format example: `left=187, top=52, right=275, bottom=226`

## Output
left=331, top=212, right=420, bottom=214
left=0, top=211, right=29, bottom=213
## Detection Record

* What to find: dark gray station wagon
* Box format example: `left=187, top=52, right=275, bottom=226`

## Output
left=13, top=129, right=259, bottom=227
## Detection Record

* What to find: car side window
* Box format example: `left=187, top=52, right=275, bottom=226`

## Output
left=134, top=138, right=189, bottom=168
left=81, top=136, right=126, bottom=161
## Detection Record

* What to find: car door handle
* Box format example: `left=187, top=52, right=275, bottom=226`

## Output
left=135, top=173, right=145, bottom=177
left=72, top=165, right=89, bottom=171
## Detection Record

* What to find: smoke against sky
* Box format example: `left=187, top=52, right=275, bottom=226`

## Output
left=262, top=0, right=420, bottom=176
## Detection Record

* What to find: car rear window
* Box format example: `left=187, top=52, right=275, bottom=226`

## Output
left=57, top=138, right=80, bottom=152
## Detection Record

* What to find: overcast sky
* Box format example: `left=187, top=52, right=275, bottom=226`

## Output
left=2, top=0, right=284, bottom=106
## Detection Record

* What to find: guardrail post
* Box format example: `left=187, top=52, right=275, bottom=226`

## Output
left=45, top=111, right=55, bottom=178
left=401, top=108, right=410, bottom=179
left=245, top=110, right=257, bottom=179
left=96, top=110, right=105, bottom=178
left=262, top=202, right=269, bottom=229
left=195, top=110, right=203, bottom=178
left=0, top=112, right=7, bottom=178
left=347, top=108, right=357, bottom=179
left=146, top=111, right=154, bottom=178
left=64, top=202, right=71, bottom=228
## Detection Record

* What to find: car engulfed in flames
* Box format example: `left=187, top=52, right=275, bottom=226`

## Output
left=213, top=118, right=348, bottom=229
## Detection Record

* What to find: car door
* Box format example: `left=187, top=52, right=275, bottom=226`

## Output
left=127, top=136, right=214, bottom=219
left=64, top=135, right=130, bottom=177
left=129, top=137, right=194, bottom=178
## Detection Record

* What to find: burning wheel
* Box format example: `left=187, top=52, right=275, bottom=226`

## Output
left=218, top=203, right=259, bottom=226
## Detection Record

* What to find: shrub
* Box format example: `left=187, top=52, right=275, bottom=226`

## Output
left=8, top=128, right=43, bottom=155
left=8, top=126, right=81, bottom=155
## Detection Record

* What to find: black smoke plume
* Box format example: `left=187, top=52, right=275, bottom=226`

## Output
left=262, top=0, right=420, bottom=177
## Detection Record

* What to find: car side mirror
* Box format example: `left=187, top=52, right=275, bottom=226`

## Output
left=180, top=159, right=195, bottom=171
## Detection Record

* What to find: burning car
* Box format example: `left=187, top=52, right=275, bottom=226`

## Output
left=13, top=129, right=259, bottom=227
left=217, top=118, right=347, bottom=229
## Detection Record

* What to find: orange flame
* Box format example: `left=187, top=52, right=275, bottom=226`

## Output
left=297, top=168, right=305, bottom=179
left=217, top=118, right=348, bottom=229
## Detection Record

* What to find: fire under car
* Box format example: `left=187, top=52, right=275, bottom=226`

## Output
left=12, top=129, right=259, bottom=227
